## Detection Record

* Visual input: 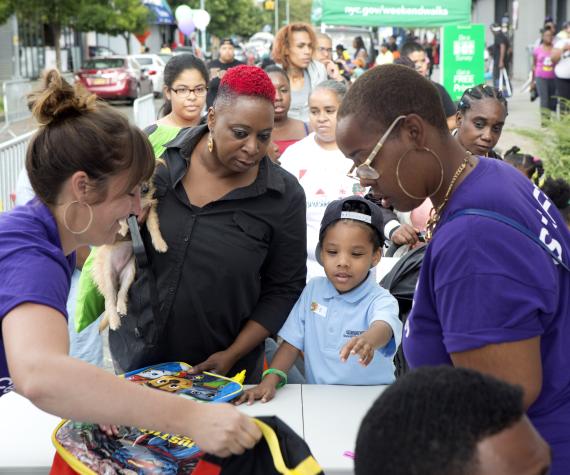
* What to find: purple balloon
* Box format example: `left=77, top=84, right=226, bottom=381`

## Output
left=178, top=17, right=195, bottom=36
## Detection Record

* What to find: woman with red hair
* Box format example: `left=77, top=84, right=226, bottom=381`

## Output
left=272, top=23, right=327, bottom=122
left=111, top=65, right=307, bottom=384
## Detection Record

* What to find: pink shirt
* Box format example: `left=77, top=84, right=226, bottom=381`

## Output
left=534, top=45, right=556, bottom=79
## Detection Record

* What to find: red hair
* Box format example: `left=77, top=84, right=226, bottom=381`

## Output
left=218, top=65, right=275, bottom=103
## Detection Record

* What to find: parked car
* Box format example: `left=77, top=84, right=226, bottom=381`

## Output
left=75, top=56, right=153, bottom=103
left=133, top=53, right=165, bottom=97
left=88, top=45, right=116, bottom=58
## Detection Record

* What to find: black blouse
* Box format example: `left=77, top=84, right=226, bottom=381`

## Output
left=133, top=125, right=307, bottom=383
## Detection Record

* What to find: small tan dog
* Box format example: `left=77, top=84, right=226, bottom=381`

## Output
left=92, top=180, right=167, bottom=332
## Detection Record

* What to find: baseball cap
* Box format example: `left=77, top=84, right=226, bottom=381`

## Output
left=220, top=38, right=236, bottom=47
left=315, top=196, right=384, bottom=266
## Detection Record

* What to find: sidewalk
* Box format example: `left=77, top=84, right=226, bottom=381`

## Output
left=495, top=79, right=542, bottom=158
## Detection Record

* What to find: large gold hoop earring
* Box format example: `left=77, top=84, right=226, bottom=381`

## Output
left=63, top=201, right=93, bottom=235
left=207, top=133, right=214, bottom=153
left=396, top=147, right=444, bottom=200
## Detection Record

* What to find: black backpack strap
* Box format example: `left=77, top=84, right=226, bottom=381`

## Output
left=448, top=208, right=570, bottom=273
left=127, top=215, right=163, bottom=342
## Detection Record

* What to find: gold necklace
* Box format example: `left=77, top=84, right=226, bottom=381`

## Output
left=425, top=151, right=472, bottom=241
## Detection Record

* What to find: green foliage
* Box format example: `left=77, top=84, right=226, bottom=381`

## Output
left=517, top=101, right=570, bottom=182
left=76, top=0, right=151, bottom=37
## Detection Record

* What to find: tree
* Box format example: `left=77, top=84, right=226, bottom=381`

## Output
left=0, top=0, right=82, bottom=70
left=76, top=0, right=151, bottom=54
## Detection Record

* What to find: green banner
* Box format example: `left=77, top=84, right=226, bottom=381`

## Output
left=321, top=0, right=471, bottom=27
left=441, top=24, right=486, bottom=101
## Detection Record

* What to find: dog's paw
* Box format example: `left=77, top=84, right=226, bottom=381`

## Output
left=108, top=311, right=122, bottom=331
left=153, top=236, right=168, bottom=253
left=116, top=299, right=128, bottom=317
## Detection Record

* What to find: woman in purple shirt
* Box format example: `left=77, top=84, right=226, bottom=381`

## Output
left=0, top=70, right=260, bottom=457
left=336, top=64, right=570, bottom=474
left=533, top=28, right=557, bottom=125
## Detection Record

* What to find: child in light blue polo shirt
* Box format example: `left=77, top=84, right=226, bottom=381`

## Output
left=236, top=196, right=401, bottom=405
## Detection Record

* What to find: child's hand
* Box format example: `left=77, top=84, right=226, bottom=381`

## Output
left=340, top=335, right=376, bottom=366
left=234, top=380, right=277, bottom=406
left=99, top=424, right=120, bottom=437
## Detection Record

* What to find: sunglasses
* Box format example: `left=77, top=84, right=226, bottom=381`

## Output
left=347, top=115, right=406, bottom=181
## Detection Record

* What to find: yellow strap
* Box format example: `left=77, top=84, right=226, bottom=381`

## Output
left=252, top=419, right=322, bottom=475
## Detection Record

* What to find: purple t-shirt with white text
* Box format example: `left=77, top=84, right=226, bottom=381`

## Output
left=404, top=158, right=570, bottom=473
left=0, top=199, right=74, bottom=397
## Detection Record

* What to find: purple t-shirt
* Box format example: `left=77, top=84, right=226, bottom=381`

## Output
left=404, top=158, right=570, bottom=473
left=0, top=199, right=75, bottom=397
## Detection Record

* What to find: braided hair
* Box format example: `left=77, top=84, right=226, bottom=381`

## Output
left=457, top=84, right=508, bottom=115
left=504, top=146, right=544, bottom=185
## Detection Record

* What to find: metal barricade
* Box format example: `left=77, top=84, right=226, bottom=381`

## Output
left=133, top=93, right=156, bottom=130
left=0, top=130, right=35, bottom=212
left=1, top=79, right=33, bottom=137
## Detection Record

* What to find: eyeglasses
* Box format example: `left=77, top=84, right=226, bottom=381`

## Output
left=170, top=85, right=208, bottom=98
left=347, top=115, right=406, bottom=180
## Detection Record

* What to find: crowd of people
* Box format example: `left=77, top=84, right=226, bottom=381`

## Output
left=1, top=18, right=570, bottom=475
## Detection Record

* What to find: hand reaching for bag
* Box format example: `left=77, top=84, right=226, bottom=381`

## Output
left=187, top=403, right=262, bottom=457
left=234, top=377, right=279, bottom=406
left=190, top=350, right=236, bottom=376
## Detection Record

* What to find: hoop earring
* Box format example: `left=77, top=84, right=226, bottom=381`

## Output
left=207, top=133, right=214, bottom=153
left=63, top=201, right=93, bottom=235
left=396, top=147, right=444, bottom=200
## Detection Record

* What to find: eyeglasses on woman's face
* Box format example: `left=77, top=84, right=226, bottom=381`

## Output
left=170, top=85, right=208, bottom=98
left=347, top=115, right=406, bottom=181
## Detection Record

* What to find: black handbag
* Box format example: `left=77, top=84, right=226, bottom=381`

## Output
left=108, top=215, right=167, bottom=374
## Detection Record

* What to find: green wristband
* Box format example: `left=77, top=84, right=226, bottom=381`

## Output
left=262, top=368, right=288, bottom=389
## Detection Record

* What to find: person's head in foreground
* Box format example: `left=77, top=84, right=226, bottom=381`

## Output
left=355, top=366, right=551, bottom=475
left=316, top=196, right=384, bottom=293
left=27, top=69, right=155, bottom=247
left=206, top=65, right=275, bottom=174
left=456, top=84, right=508, bottom=157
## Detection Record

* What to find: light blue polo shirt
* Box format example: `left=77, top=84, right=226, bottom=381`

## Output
left=278, top=272, right=401, bottom=385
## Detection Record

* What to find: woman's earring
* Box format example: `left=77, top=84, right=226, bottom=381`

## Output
left=396, top=147, right=444, bottom=200
left=207, top=133, right=214, bottom=153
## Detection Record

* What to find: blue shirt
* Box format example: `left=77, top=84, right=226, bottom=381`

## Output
left=403, top=158, right=570, bottom=474
left=279, top=272, right=401, bottom=385
left=0, top=199, right=75, bottom=397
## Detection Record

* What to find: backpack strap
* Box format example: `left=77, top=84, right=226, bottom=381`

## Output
left=448, top=208, right=570, bottom=273
left=127, top=215, right=163, bottom=341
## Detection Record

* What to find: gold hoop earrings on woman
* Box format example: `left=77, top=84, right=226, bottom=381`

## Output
left=63, top=200, right=93, bottom=235
left=395, top=147, right=444, bottom=200
left=207, top=133, right=214, bottom=153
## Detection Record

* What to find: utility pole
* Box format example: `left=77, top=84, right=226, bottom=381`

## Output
left=274, top=0, right=279, bottom=33
left=200, top=0, right=206, bottom=54
left=11, top=15, right=21, bottom=78
left=286, top=0, right=290, bottom=25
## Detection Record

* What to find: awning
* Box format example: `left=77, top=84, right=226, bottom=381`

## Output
left=319, top=0, right=472, bottom=27
left=143, top=0, right=175, bottom=24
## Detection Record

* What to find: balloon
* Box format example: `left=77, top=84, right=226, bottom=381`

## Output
left=175, top=5, right=192, bottom=22
left=135, top=30, right=151, bottom=45
left=178, top=17, right=195, bottom=36
left=192, top=9, right=211, bottom=30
